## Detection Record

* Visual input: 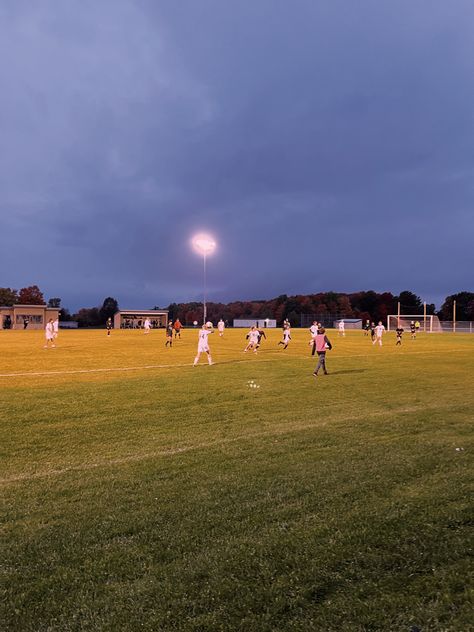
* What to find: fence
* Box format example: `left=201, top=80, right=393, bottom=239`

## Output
left=439, top=321, right=473, bottom=333
left=300, top=313, right=344, bottom=328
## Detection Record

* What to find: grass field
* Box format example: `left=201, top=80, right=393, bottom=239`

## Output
left=1, top=327, right=473, bottom=632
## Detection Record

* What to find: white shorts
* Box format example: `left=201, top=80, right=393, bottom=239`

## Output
left=197, top=344, right=209, bottom=353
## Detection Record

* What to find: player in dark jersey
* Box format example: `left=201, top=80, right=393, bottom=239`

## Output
left=106, top=317, right=112, bottom=336
left=410, top=321, right=416, bottom=339
left=364, top=320, right=370, bottom=335
left=165, top=321, right=174, bottom=347
left=396, top=326, right=404, bottom=345
left=370, top=322, right=376, bottom=342
left=255, top=329, right=267, bottom=350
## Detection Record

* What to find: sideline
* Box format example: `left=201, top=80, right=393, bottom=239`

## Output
left=0, top=348, right=471, bottom=379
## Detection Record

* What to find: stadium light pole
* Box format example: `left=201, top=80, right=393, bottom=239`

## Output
left=191, top=233, right=217, bottom=324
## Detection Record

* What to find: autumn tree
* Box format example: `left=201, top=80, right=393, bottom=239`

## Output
left=18, top=285, right=44, bottom=305
left=48, top=297, right=61, bottom=308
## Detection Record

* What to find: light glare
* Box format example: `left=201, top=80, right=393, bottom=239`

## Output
left=192, top=233, right=216, bottom=256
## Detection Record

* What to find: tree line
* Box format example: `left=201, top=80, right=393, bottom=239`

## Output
left=167, top=290, right=473, bottom=326
left=1, top=286, right=472, bottom=327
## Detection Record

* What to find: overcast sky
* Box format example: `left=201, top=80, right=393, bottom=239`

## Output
left=0, top=0, right=473, bottom=311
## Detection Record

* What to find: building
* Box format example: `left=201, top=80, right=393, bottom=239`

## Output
left=332, top=318, right=362, bottom=329
left=0, top=304, right=60, bottom=330
left=233, top=318, right=277, bottom=328
left=114, top=309, right=168, bottom=329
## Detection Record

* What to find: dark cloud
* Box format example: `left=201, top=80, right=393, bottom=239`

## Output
left=0, top=0, right=473, bottom=311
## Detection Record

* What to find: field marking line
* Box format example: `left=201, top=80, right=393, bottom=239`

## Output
left=1, top=402, right=463, bottom=486
left=0, top=348, right=471, bottom=379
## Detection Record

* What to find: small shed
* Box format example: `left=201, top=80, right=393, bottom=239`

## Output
left=233, top=319, right=277, bottom=328
left=332, top=318, right=362, bottom=330
left=0, top=304, right=59, bottom=330
left=114, top=309, right=168, bottom=329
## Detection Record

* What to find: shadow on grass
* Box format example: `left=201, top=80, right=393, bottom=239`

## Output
left=328, top=369, right=366, bottom=375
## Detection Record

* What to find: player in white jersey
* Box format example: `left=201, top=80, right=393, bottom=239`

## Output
left=217, top=319, right=225, bottom=337
left=309, top=321, right=319, bottom=337
left=278, top=326, right=291, bottom=350
left=338, top=320, right=345, bottom=336
left=53, top=317, right=59, bottom=340
left=44, top=318, right=55, bottom=349
left=244, top=326, right=259, bottom=353
left=194, top=324, right=214, bottom=366
left=143, top=318, right=151, bottom=334
left=309, top=321, right=319, bottom=353
left=373, top=321, right=385, bottom=346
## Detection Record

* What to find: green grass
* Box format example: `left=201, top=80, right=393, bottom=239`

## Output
left=1, top=328, right=473, bottom=631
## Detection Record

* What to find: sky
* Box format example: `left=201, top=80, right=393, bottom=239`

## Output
left=0, top=0, right=473, bottom=312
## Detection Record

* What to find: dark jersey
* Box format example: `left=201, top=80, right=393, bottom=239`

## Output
left=257, top=330, right=266, bottom=343
left=396, top=327, right=404, bottom=337
left=410, top=324, right=416, bottom=333
left=167, top=324, right=174, bottom=337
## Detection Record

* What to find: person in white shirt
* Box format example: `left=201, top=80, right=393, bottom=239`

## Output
left=44, top=318, right=55, bottom=349
left=338, top=320, right=345, bottom=336
left=217, top=319, right=225, bottom=337
left=53, top=317, right=59, bottom=340
left=373, top=321, right=385, bottom=346
left=309, top=321, right=319, bottom=337
left=143, top=318, right=151, bottom=334
left=244, top=326, right=259, bottom=353
left=278, top=326, right=291, bottom=350
left=194, top=324, right=214, bottom=366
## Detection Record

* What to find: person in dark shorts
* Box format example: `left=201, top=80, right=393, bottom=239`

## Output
left=312, top=327, right=333, bottom=377
left=255, top=329, right=267, bottom=350
left=396, top=326, right=404, bottom=345
left=174, top=319, right=182, bottom=338
left=410, top=321, right=416, bottom=339
left=165, top=321, right=174, bottom=347
left=364, top=320, right=370, bottom=335
left=370, top=322, right=376, bottom=342
left=106, top=317, right=112, bottom=336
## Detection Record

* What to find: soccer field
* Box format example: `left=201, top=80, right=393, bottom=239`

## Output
left=1, top=328, right=473, bottom=631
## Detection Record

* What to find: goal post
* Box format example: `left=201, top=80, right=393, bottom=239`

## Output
left=387, top=314, right=440, bottom=333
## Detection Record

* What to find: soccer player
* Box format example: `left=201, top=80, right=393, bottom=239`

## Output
left=338, top=320, right=345, bottom=337
left=312, top=327, right=332, bottom=377
left=165, top=320, right=174, bottom=347
left=415, top=320, right=420, bottom=334
left=410, top=321, right=416, bottom=339
left=217, top=319, right=225, bottom=337
left=53, top=316, right=59, bottom=341
left=255, top=328, right=267, bottom=351
left=278, top=325, right=291, bottom=349
left=44, top=318, right=55, bottom=349
left=370, top=322, right=376, bottom=343
left=373, top=321, right=385, bottom=346
left=194, top=323, right=214, bottom=366
left=174, top=319, right=182, bottom=338
left=364, top=320, right=370, bottom=336
left=244, top=326, right=260, bottom=353
left=106, top=317, right=112, bottom=336
left=309, top=321, right=319, bottom=337
left=144, top=318, right=151, bottom=334
left=396, top=326, right=404, bottom=345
